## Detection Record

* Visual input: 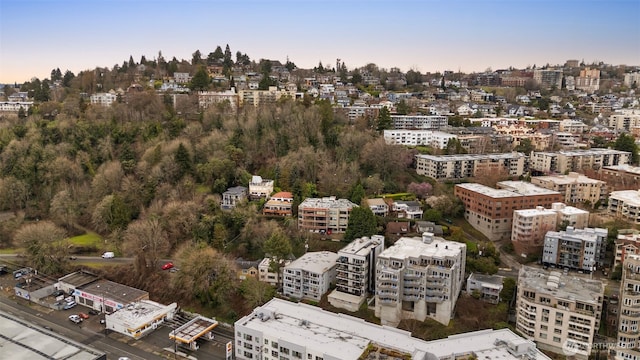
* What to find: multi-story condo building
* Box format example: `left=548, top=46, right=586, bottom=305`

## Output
left=262, top=191, right=294, bottom=217
left=198, top=89, right=239, bottom=109
left=542, top=227, right=607, bottom=271
left=533, top=69, right=563, bottom=89
left=516, top=266, right=604, bottom=360
left=415, top=152, right=528, bottom=181
left=455, top=183, right=562, bottom=241
left=89, top=92, right=117, bottom=106
left=248, top=175, right=274, bottom=200
left=559, top=119, right=589, bottom=134
left=258, top=257, right=291, bottom=287
left=375, top=233, right=466, bottom=326
left=383, top=130, right=457, bottom=149
left=234, top=298, right=551, bottom=360
left=173, top=72, right=191, bottom=84
left=613, top=231, right=640, bottom=269
left=608, top=190, right=640, bottom=224
left=624, top=72, right=640, bottom=87
left=608, top=110, right=640, bottom=132
left=531, top=172, right=607, bottom=206
left=282, top=251, right=338, bottom=301
left=390, top=115, right=448, bottom=130
left=575, top=68, right=600, bottom=93
left=512, top=207, right=558, bottom=256
left=616, top=254, right=640, bottom=360
left=551, top=202, right=590, bottom=229
left=600, top=164, right=640, bottom=191
left=297, top=197, right=357, bottom=233
left=552, top=132, right=580, bottom=148
left=0, top=101, right=33, bottom=113
left=530, top=149, right=631, bottom=174
left=237, top=86, right=296, bottom=107
left=328, top=235, right=385, bottom=311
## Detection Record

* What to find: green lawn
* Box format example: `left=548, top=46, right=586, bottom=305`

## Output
left=0, top=248, right=22, bottom=254
left=68, top=232, right=102, bottom=247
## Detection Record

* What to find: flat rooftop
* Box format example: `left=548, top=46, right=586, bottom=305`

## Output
left=107, top=300, right=177, bottom=329
left=416, top=152, right=525, bottom=162
left=533, top=148, right=631, bottom=156
left=236, top=298, right=551, bottom=360
left=339, top=235, right=384, bottom=257
left=380, top=235, right=464, bottom=260
left=299, top=197, right=358, bottom=209
left=518, top=266, right=604, bottom=305
left=469, top=273, right=504, bottom=287
left=533, top=173, right=603, bottom=185
left=610, top=190, right=640, bottom=206
left=497, top=181, right=562, bottom=196
left=514, top=207, right=557, bottom=217
left=59, top=271, right=100, bottom=288
left=170, top=315, right=218, bottom=344
left=603, top=164, right=640, bottom=175
left=0, top=310, right=105, bottom=360
left=456, top=183, right=521, bottom=198
left=286, top=251, right=339, bottom=274
left=78, top=280, right=148, bottom=305
left=551, top=203, right=589, bottom=215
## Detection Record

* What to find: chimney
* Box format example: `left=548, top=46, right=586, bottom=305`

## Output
left=422, top=232, right=434, bottom=244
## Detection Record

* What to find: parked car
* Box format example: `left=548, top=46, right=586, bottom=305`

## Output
left=162, top=262, right=174, bottom=270
left=63, top=301, right=77, bottom=310
left=52, top=290, right=64, bottom=298
left=68, top=315, right=82, bottom=324
left=101, top=252, right=115, bottom=259
left=69, top=256, right=77, bottom=260
left=88, top=309, right=100, bottom=315
left=78, top=312, right=90, bottom=319
left=0, top=265, right=8, bottom=275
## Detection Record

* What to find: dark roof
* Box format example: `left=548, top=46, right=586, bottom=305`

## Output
left=58, top=270, right=100, bottom=288
left=386, top=222, right=410, bottom=234
left=80, top=280, right=148, bottom=304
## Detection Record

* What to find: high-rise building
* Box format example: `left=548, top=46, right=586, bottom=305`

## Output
left=616, top=254, right=640, bottom=360
left=328, top=235, right=385, bottom=311
left=516, top=266, right=604, bottom=359
left=375, top=233, right=465, bottom=326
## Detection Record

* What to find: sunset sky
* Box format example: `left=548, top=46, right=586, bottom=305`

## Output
left=1, top=0, right=639, bottom=84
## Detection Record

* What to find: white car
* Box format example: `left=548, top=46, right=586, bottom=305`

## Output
left=101, top=252, right=115, bottom=259
left=68, top=314, right=83, bottom=324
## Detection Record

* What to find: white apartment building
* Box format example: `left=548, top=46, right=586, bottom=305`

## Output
left=624, top=72, right=640, bottom=87
left=609, top=110, right=640, bottom=132
left=297, top=197, right=357, bottom=233
left=248, top=175, right=274, bottom=199
left=328, top=235, right=385, bottom=311
left=553, top=132, right=580, bottom=148
left=375, top=233, right=466, bottom=326
left=609, top=190, right=640, bottom=224
left=512, top=207, right=558, bottom=257
left=0, top=101, right=33, bottom=112
left=258, top=258, right=291, bottom=287
left=173, top=72, right=191, bottom=84
left=551, top=202, right=590, bottom=229
left=391, top=115, right=448, bottom=130
left=616, top=254, right=640, bottom=360
left=383, top=130, right=457, bottom=149
left=530, top=149, right=631, bottom=174
left=559, top=119, right=589, bottom=133
left=468, top=117, right=520, bottom=128
left=89, top=92, right=117, bottom=106
left=282, top=251, right=338, bottom=301
left=198, top=89, right=239, bottom=109
left=234, top=298, right=551, bottom=360
left=614, top=231, right=640, bottom=269
left=542, top=227, right=607, bottom=271
left=415, top=152, right=528, bottom=181
left=516, top=266, right=604, bottom=360
left=531, top=172, right=607, bottom=206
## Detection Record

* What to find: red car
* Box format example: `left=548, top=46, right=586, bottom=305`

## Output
left=162, top=262, right=174, bottom=270
left=78, top=312, right=90, bottom=319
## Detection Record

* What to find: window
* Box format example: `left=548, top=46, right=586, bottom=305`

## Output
left=553, top=336, right=561, bottom=343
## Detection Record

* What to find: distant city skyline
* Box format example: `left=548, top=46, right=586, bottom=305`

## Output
left=1, top=0, right=639, bottom=84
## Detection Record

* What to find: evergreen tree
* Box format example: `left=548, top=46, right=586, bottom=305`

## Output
left=174, top=143, right=193, bottom=180
left=192, top=49, right=202, bottom=66
left=190, top=66, right=210, bottom=91
left=614, top=133, right=639, bottom=164
left=344, top=207, right=377, bottom=242
left=349, top=182, right=365, bottom=205
left=128, top=55, right=135, bottom=67
left=376, top=106, right=392, bottom=132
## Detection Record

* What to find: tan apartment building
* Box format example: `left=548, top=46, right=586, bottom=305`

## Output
left=614, top=231, right=640, bottom=269
left=512, top=207, right=558, bottom=256
left=516, top=266, right=604, bottom=360
left=530, top=149, right=631, bottom=174
left=297, top=196, right=357, bottom=233
left=608, top=190, right=640, bottom=225
left=616, top=254, right=640, bottom=360
left=531, top=172, right=606, bottom=207
left=415, top=152, right=527, bottom=181
left=551, top=202, right=590, bottom=229
left=455, top=182, right=562, bottom=241
left=599, top=164, right=640, bottom=191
